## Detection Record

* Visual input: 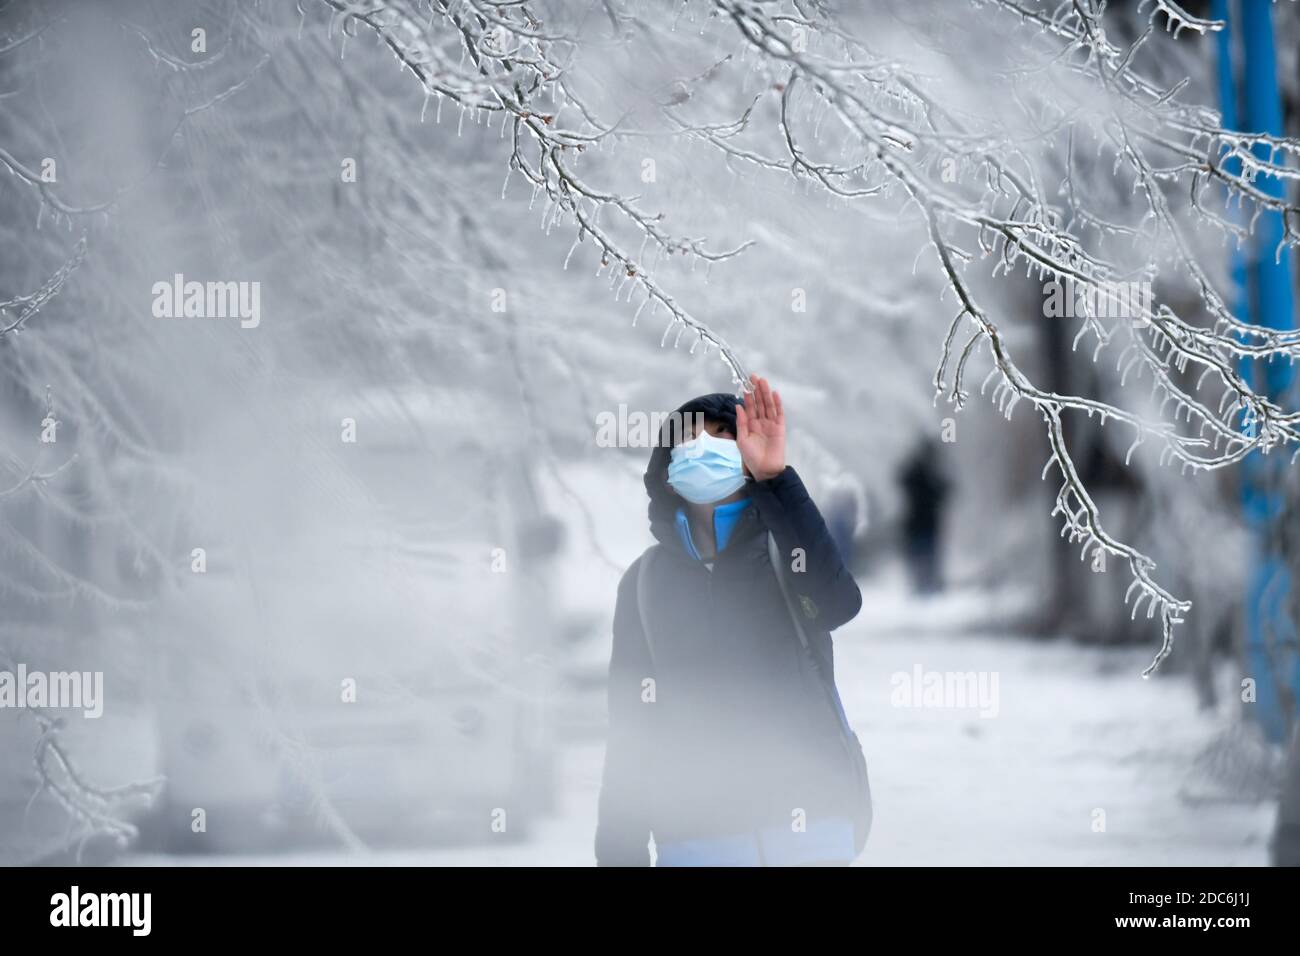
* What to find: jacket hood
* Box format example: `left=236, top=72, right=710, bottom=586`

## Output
left=643, top=392, right=745, bottom=544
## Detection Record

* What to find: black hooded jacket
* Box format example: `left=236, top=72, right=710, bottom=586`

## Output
left=595, top=393, right=863, bottom=865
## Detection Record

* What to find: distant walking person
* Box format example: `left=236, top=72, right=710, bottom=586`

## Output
left=596, top=375, right=871, bottom=867
left=898, top=439, right=951, bottom=594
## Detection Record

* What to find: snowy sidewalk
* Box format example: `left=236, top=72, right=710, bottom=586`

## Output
left=483, top=584, right=1274, bottom=867
left=835, top=589, right=1274, bottom=865
left=126, top=586, right=1276, bottom=867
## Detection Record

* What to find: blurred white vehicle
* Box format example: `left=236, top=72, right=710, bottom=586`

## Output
left=143, top=385, right=563, bottom=853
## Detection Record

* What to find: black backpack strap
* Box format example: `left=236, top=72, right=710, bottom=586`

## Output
left=767, top=532, right=812, bottom=652
left=768, top=533, right=872, bottom=854
left=767, top=532, right=852, bottom=732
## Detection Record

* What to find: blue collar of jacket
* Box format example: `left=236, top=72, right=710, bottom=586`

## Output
left=674, top=496, right=753, bottom=561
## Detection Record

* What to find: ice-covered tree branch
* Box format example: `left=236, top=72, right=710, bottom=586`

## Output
left=305, top=0, right=1300, bottom=671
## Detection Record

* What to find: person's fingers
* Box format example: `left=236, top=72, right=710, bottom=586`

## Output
left=748, top=373, right=763, bottom=421
left=773, top=387, right=784, bottom=425
left=735, top=401, right=749, bottom=438
left=759, top=376, right=775, bottom=421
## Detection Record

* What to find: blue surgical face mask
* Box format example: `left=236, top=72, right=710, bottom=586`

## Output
left=667, top=430, right=748, bottom=504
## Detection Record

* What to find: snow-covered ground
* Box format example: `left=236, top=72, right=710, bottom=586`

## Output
left=123, top=575, right=1276, bottom=867
left=843, top=584, right=1275, bottom=866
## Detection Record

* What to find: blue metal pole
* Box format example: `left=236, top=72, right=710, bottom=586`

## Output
left=1227, top=0, right=1298, bottom=743
left=1212, top=0, right=1248, bottom=319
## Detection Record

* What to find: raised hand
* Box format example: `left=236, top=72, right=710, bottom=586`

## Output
left=735, top=374, right=786, bottom=482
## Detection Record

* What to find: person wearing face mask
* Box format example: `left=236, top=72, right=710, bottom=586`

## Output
left=595, top=374, right=868, bottom=867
